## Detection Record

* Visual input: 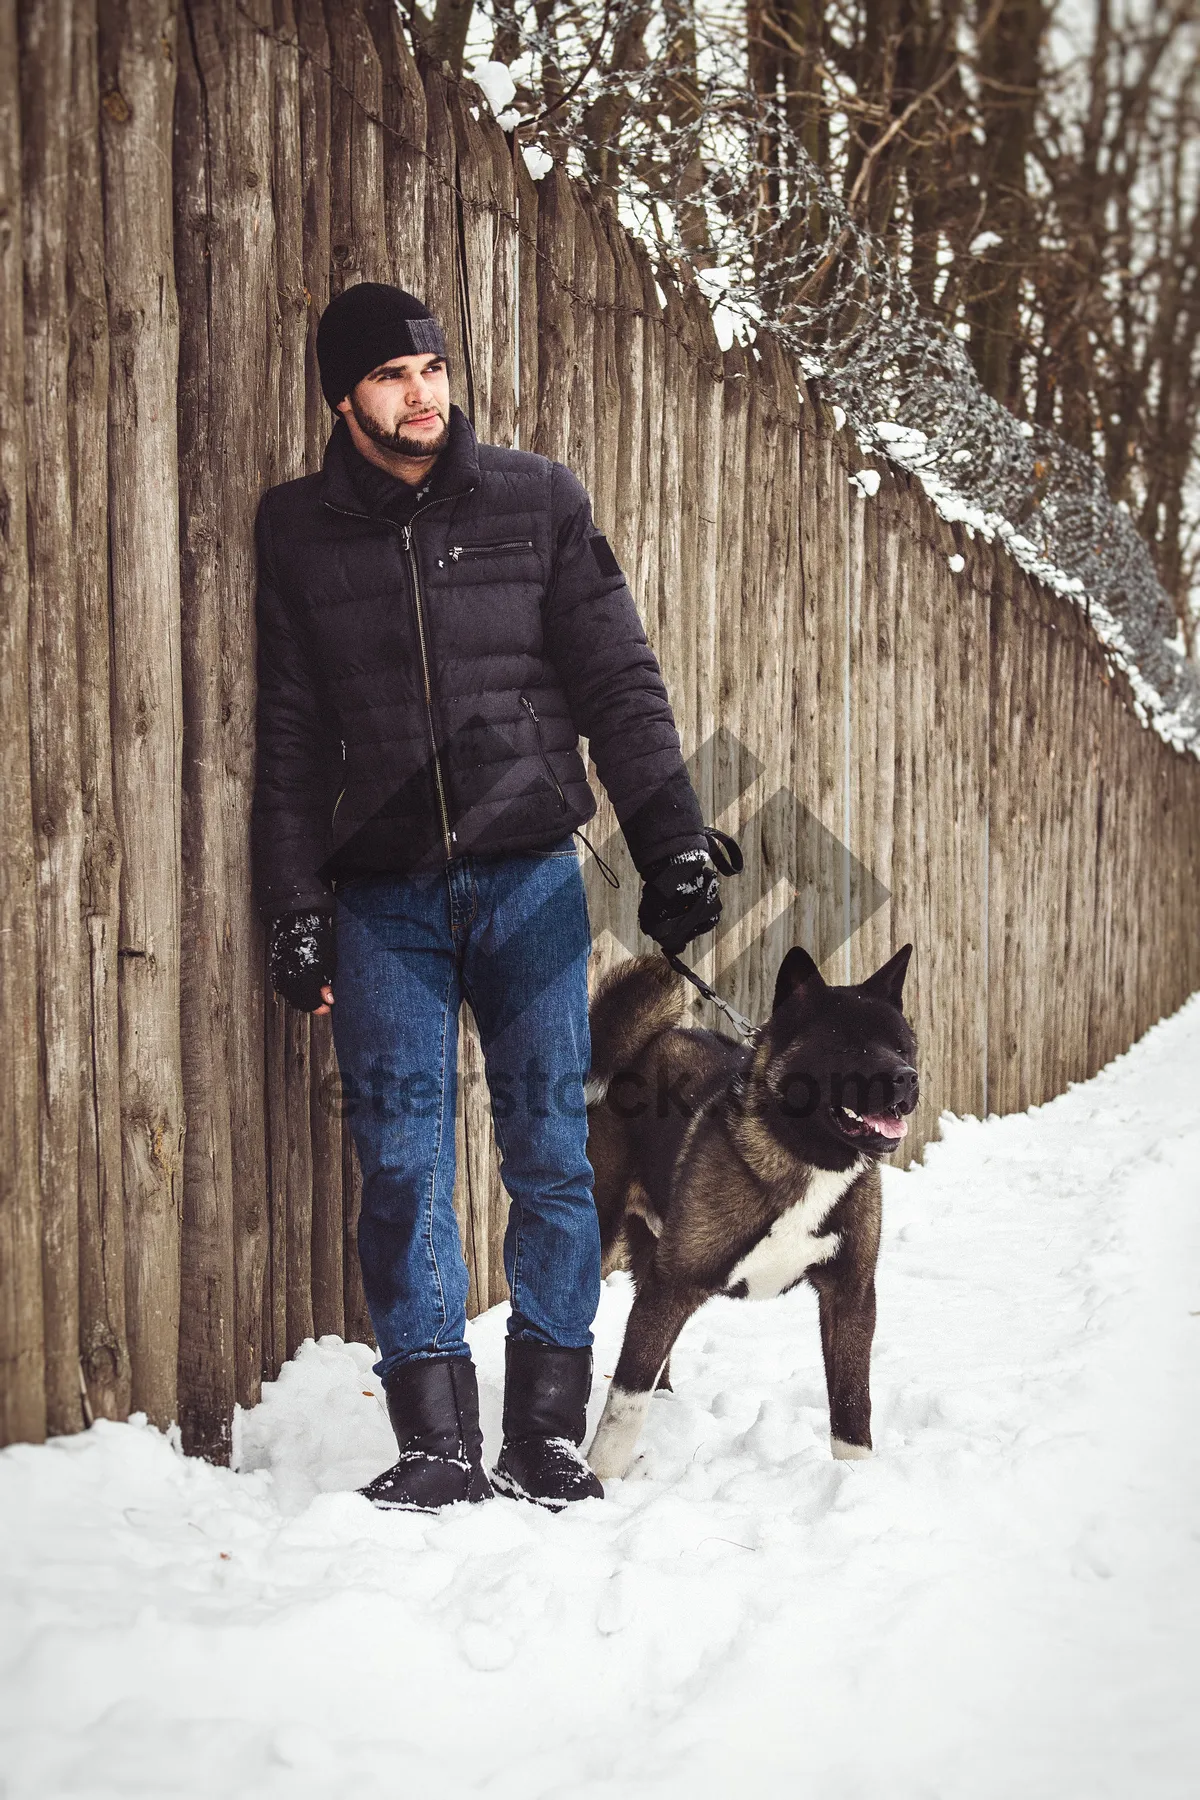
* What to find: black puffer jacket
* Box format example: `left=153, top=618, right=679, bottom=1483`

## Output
left=251, top=407, right=707, bottom=921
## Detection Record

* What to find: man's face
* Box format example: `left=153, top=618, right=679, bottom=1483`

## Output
left=338, top=352, right=451, bottom=458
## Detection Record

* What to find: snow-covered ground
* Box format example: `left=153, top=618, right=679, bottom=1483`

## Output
left=2, top=1000, right=1199, bottom=1800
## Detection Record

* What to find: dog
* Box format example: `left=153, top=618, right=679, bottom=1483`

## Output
left=584, top=943, right=918, bottom=1480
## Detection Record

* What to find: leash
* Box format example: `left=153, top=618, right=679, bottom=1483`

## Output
left=664, top=949, right=760, bottom=1045
left=575, top=818, right=759, bottom=1044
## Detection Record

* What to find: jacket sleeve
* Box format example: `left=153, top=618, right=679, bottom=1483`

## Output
left=543, top=461, right=708, bottom=877
left=251, top=496, right=341, bottom=923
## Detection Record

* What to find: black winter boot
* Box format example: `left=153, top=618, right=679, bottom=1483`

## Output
left=491, top=1339, right=605, bottom=1509
left=359, top=1356, right=493, bottom=1511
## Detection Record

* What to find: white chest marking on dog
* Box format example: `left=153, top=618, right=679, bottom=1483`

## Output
left=724, top=1160, right=866, bottom=1300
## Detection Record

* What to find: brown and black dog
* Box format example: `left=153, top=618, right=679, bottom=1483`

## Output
left=584, top=944, right=918, bottom=1480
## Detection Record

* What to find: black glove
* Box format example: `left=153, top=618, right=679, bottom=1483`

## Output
left=638, top=827, right=743, bottom=955
left=267, top=908, right=337, bottom=1012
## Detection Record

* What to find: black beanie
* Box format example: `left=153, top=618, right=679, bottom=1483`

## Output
left=316, top=283, right=449, bottom=408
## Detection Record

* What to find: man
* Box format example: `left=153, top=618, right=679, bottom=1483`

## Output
left=252, top=282, right=735, bottom=1512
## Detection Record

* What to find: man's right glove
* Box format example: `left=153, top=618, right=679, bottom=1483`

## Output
left=638, top=826, right=743, bottom=956
left=267, top=908, right=337, bottom=1012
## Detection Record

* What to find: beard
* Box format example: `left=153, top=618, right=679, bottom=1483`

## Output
left=349, top=393, right=451, bottom=460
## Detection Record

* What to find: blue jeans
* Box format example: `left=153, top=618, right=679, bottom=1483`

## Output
left=330, top=837, right=600, bottom=1381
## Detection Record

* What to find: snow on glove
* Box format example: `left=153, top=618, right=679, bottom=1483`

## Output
left=638, top=826, right=743, bottom=955
left=267, top=908, right=337, bottom=1012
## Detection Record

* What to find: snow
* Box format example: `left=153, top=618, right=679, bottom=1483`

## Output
left=969, top=230, right=1004, bottom=255
left=949, top=552, right=966, bottom=572
left=468, top=60, right=516, bottom=119
left=3, top=995, right=1200, bottom=1797
left=851, top=467, right=881, bottom=497
left=873, top=419, right=928, bottom=447
left=522, top=144, right=553, bottom=181
left=844, top=417, right=1200, bottom=760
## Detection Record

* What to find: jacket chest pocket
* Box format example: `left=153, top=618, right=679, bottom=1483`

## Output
left=447, top=537, right=535, bottom=562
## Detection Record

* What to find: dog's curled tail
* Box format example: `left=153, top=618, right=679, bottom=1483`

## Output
left=585, top=954, right=686, bottom=1104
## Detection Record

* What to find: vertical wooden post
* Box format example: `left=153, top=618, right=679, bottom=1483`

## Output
left=449, top=86, right=495, bottom=441
left=483, top=112, right=517, bottom=450
left=685, top=285, right=722, bottom=833
left=325, top=0, right=386, bottom=293
left=20, top=0, right=87, bottom=1436
left=713, top=342, right=751, bottom=998
left=174, top=0, right=275, bottom=1457
left=309, top=1017, right=345, bottom=1339
left=533, top=167, right=575, bottom=465
left=172, top=0, right=235, bottom=1458
left=512, top=136, right=538, bottom=453
left=363, top=0, right=426, bottom=288
left=342, top=1115, right=372, bottom=1348
left=0, top=0, right=46, bottom=1449
left=99, top=0, right=185, bottom=1432
left=295, top=0, right=331, bottom=469
left=70, top=0, right=130, bottom=1425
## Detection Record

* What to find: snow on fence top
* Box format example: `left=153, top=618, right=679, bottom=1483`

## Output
left=686, top=137, right=1200, bottom=759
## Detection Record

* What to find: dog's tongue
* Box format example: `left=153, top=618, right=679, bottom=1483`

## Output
left=865, top=1112, right=908, bottom=1140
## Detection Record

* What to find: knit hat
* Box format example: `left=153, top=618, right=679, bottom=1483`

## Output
left=316, top=283, right=449, bottom=408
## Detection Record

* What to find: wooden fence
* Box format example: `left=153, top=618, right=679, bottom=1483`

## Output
left=3, top=0, right=1198, bottom=1457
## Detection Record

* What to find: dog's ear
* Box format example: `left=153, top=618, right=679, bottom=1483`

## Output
left=859, top=943, right=913, bottom=1010
left=773, top=947, right=825, bottom=1013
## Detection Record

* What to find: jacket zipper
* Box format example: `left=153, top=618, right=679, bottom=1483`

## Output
left=323, top=491, right=472, bottom=862
left=448, top=537, right=534, bottom=561
left=402, top=521, right=454, bottom=858
left=331, top=738, right=346, bottom=829
left=521, top=692, right=569, bottom=813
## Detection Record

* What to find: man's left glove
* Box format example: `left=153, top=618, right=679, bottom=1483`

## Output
left=267, top=908, right=337, bottom=1012
left=638, top=827, right=743, bottom=956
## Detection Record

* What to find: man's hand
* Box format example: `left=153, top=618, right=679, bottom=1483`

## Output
left=638, top=827, right=743, bottom=956
left=268, top=909, right=337, bottom=1013
left=638, top=848, right=723, bottom=954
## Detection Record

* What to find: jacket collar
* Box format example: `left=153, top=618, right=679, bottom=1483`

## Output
left=319, top=403, right=481, bottom=517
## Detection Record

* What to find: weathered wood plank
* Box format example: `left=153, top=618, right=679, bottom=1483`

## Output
left=99, top=0, right=186, bottom=1431
left=0, top=0, right=46, bottom=1448
left=790, top=367, right=824, bottom=972
left=512, top=136, right=538, bottom=453
left=309, top=1014, right=345, bottom=1339
left=655, top=280, right=692, bottom=800
left=685, top=287, right=721, bottom=834
left=420, top=64, right=466, bottom=401
left=342, top=1111, right=372, bottom=1348
left=173, top=1, right=237, bottom=1458
left=285, top=1007, right=315, bottom=1357
left=712, top=343, right=752, bottom=1002
left=584, top=185, right=619, bottom=539
left=325, top=0, right=386, bottom=294
left=533, top=166, right=575, bottom=465
left=362, top=0, right=426, bottom=288
left=69, top=0, right=129, bottom=1428
left=296, top=0, right=331, bottom=469
left=21, top=0, right=87, bottom=1436
left=568, top=185, right=598, bottom=501
left=481, top=109, right=517, bottom=448
left=176, top=0, right=276, bottom=1458
left=263, top=999, right=288, bottom=1374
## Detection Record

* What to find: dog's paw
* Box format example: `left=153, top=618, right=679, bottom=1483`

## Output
left=587, top=1446, right=631, bottom=1481
left=831, top=1437, right=873, bottom=1461
left=587, top=1386, right=651, bottom=1480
